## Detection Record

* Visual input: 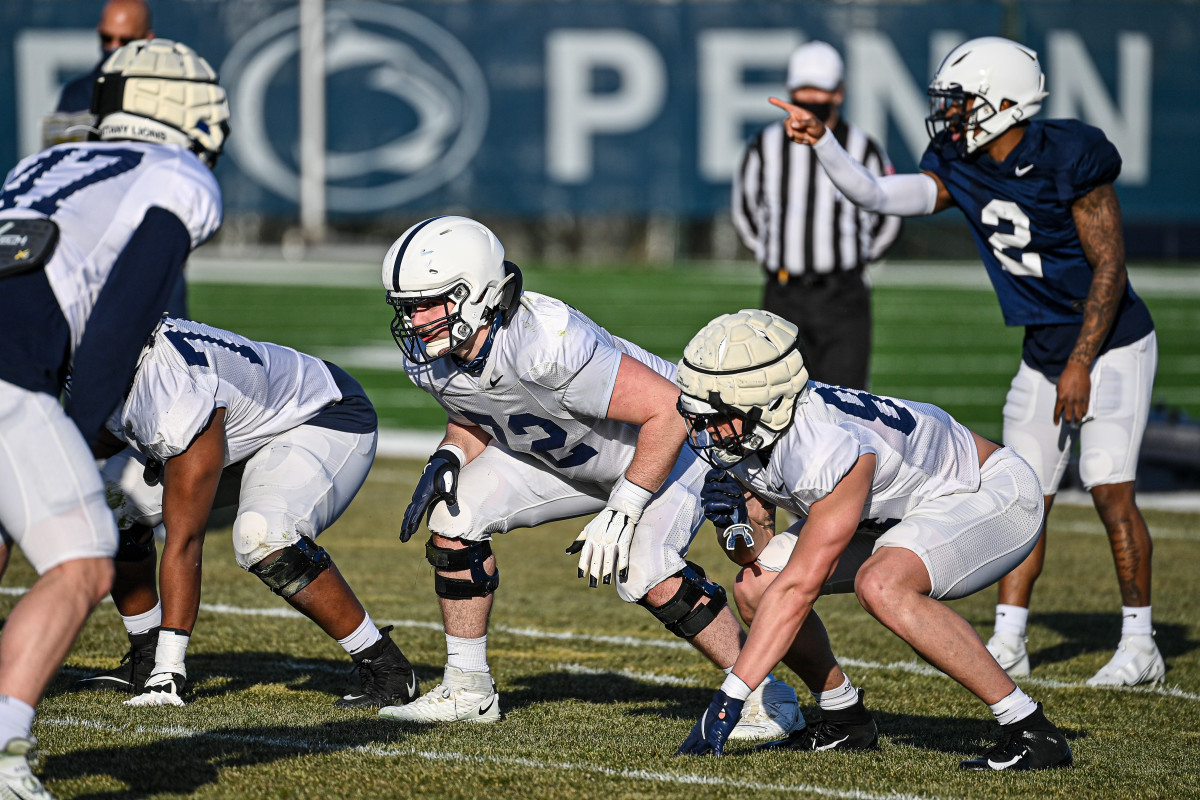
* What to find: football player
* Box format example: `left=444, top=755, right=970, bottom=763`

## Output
left=0, top=39, right=225, bottom=798
left=673, top=309, right=1072, bottom=772
left=377, top=216, right=800, bottom=739
left=770, top=36, right=1163, bottom=687
left=75, top=318, right=420, bottom=710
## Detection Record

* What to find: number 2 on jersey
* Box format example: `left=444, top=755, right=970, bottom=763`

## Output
left=981, top=199, right=1044, bottom=277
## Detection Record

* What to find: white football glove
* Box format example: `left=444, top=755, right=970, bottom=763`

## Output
left=567, top=478, right=652, bottom=587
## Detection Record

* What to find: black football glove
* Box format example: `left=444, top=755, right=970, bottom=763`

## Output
left=400, top=448, right=461, bottom=542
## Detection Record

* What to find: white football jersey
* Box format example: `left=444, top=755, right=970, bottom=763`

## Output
left=114, top=318, right=342, bottom=465
left=733, top=383, right=981, bottom=520
left=405, top=292, right=675, bottom=487
left=0, top=141, right=221, bottom=352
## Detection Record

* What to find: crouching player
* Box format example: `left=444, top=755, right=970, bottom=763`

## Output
left=378, top=216, right=799, bottom=740
left=76, top=317, right=419, bottom=709
left=674, top=310, right=1072, bottom=771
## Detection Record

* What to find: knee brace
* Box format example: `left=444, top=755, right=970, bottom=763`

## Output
left=425, top=536, right=499, bottom=599
left=639, top=561, right=728, bottom=639
left=250, top=536, right=331, bottom=598
left=115, top=523, right=156, bottom=563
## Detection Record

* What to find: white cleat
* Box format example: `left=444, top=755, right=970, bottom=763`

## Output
left=986, top=632, right=1031, bottom=678
left=0, top=737, right=55, bottom=800
left=727, top=678, right=803, bottom=741
left=124, top=671, right=186, bottom=707
left=1086, top=634, right=1166, bottom=687
left=379, top=665, right=500, bottom=723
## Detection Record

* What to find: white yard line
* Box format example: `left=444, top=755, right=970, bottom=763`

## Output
left=9, top=588, right=1193, bottom=703
left=41, top=716, right=955, bottom=800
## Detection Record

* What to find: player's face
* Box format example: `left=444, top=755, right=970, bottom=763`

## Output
left=407, top=298, right=458, bottom=356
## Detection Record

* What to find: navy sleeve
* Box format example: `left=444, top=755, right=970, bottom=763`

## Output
left=1069, top=127, right=1122, bottom=200
left=65, top=207, right=191, bottom=446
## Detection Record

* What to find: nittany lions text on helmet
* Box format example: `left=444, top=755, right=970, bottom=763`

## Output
left=382, top=216, right=521, bottom=364
left=925, top=36, right=1048, bottom=157
left=91, top=38, right=230, bottom=167
left=675, top=309, right=810, bottom=467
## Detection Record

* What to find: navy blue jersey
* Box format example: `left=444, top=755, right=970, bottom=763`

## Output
left=920, top=119, right=1153, bottom=375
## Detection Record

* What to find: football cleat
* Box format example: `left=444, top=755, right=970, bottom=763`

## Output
left=727, top=678, right=803, bottom=741
left=378, top=665, right=500, bottom=723
left=960, top=704, right=1072, bottom=771
left=1086, top=634, right=1166, bottom=687
left=755, top=689, right=879, bottom=753
left=124, top=671, right=186, bottom=707
left=0, top=737, right=54, bottom=800
left=986, top=632, right=1031, bottom=678
left=335, top=626, right=420, bottom=708
left=74, top=629, right=157, bottom=694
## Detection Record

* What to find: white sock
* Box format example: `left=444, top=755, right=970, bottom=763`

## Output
left=122, top=603, right=162, bottom=636
left=154, top=628, right=190, bottom=678
left=719, top=672, right=753, bottom=701
left=990, top=687, right=1038, bottom=727
left=446, top=634, right=489, bottom=674
left=0, top=696, right=35, bottom=746
left=814, top=675, right=860, bottom=711
left=338, top=614, right=381, bottom=656
left=993, top=604, right=1029, bottom=638
left=1121, top=605, right=1153, bottom=637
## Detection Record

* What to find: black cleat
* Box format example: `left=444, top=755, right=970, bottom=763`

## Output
left=959, top=704, right=1072, bottom=771
left=75, top=628, right=157, bottom=694
left=755, top=689, right=879, bottom=753
left=334, top=626, right=420, bottom=709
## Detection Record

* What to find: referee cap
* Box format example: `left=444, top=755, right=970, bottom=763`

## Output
left=787, top=41, right=844, bottom=92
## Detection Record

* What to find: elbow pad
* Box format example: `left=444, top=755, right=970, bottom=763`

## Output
left=813, top=131, right=937, bottom=216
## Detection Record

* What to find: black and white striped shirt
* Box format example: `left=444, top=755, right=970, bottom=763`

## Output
left=733, top=119, right=902, bottom=277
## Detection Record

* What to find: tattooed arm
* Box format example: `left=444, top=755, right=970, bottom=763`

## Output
left=1056, top=183, right=1127, bottom=425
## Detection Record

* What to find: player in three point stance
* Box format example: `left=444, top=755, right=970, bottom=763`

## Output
left=76, top=317, right=419, bottom=710
left=378, top=216, right=799, bottom=737
left=0, top=39, right=226, bottom=799
left=673, top=310, right=1072, bottom=772
left=771, top=36, right=1163, bottom=687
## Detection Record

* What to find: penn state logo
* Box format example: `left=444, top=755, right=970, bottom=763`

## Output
left=222, top=1, right=488, bottom=212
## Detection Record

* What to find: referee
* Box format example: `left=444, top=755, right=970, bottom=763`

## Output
left=732, top=41, right=901, bottom=390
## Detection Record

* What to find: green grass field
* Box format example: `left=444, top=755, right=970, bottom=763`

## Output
left=185, top=261, right=1200, bottom=442
left=4, top=262, right=1199, bottom=799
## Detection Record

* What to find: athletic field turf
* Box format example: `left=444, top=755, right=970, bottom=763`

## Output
left=4, top=259, right=1197, bottom=799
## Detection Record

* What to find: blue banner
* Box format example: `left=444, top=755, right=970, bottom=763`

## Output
left=3, top=1, right=1197, bottom=225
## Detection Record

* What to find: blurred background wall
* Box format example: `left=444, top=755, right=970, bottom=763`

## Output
left=4, top=0, right=1197, bottom=261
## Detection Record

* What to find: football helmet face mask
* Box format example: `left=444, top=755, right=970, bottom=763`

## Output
left=382, top=216, right=520, bottom=364
left=925, top=37, right=1048, bottom=157
left=675, top=310, right=810, bottom=468
left=91, top=38, right=230, bottom=167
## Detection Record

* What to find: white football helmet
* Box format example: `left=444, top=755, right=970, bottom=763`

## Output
left=91, top=38, right=230, bottom=167
left=926, top=36, right=1048, bottom=156
left=382, top=216, right=521, bottom=364
left=675, top=309, right=810, bottom=467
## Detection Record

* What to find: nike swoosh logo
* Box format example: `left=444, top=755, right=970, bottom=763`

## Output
left=478, top=696, right=496, bottom=715
left=1015, top=164, right=1035, bottom=176
left=342, top=693, right=366, bottom=701
left=407, top=673, right=418, bottom=697
left=987, top=750, right=1026, bottom=769
left=815, top=735, right=849, bottom=751
left=421, top=248, right=434, bottom=255
left=488, top=375, right=501, bottom=387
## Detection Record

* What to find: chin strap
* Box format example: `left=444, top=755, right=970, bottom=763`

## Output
left=453, top=309, right=504, bottom=376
